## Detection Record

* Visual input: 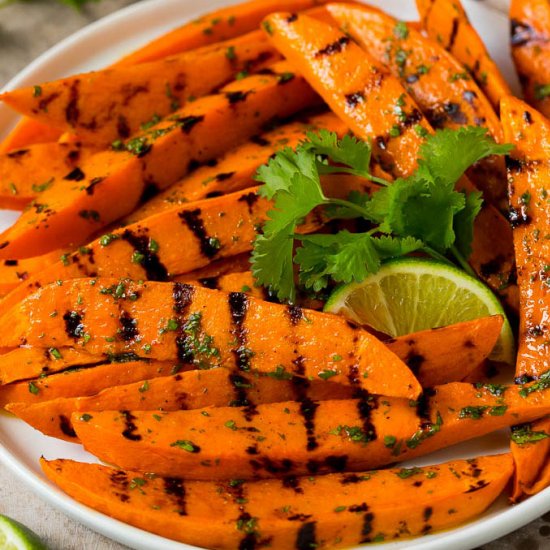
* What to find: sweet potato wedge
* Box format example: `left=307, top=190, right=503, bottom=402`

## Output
left=415, top=0, right=512, bottom=111
left=0, top=32, right=281, bottom=146
left=327, top=3, right=507, bottom=210
left=0, top=141, right=94, bottom=210
left=8, top=369, right=354, bottom=441
left=501, top=96, right=550, bottom=379
left=41, top=454, right=513, bottom=547
left=0, top=118, right=62, bottom=154
left=71, top=380, right=547, bottom=479
left=114, top=0, right=330, bottom=66
left=0, top=279, right=421, bottom=400
left=510, top=417, right=550, bottom=501
left=262, top=11, right=517, bottom=309
left=0, top=187, right=318, bottom=310
left=0, top=62, right=319, bottom=259
left=126, top=111, right=347, bottom=223
left=0, top=360, right=175, bottom=409
left=510, top=0, right=550, bottom=118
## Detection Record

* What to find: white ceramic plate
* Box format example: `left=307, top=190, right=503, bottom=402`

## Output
left=0, top=1, right=544, bottom=549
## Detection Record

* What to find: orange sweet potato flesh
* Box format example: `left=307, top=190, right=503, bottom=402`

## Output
left=263, top=11, right=517, bottom=309
left=8, top=369, right=354, bottom=441
left=0, top=142, right=94, bottom=210
left=327, top=3, right=507, bottom=211
left=501, top=96, right=550, bottom=379
left=0, top=32, right=281, bottom=147
left=416, top=0, right=512, bottom=111
left=511, top=417, right=550, bottom=501
left=0, top=62, right=319, bottom=259
left=510, top=0, right=550, bottom=118
left=0, top=279, right=421, bottom=400
left=126, top=111, right=347, bottom=223
left=0, top=360, right=175, bottom=409
left=7, top=315, right=503, bottom=442
left=41, top=454, right=513, bottom=547
left=114, top=0, right=330, bottom=66
left=0, top=186, right=320, bottom=311
left=71, top=381, right=544, bottom=480
left=0, top=118, right=62, bottom=154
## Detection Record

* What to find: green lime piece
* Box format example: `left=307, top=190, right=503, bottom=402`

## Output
left=324, top=258, right=515, bottom=364
left=0, top=515, right=47, bottom=550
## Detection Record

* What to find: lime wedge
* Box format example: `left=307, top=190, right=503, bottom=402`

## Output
left=324, top=258, right=515, bottom=364
left=0, top=515, right=47, bottom=550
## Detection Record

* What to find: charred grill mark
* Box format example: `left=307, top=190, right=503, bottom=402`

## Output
left=360, top=512, right=375, bottom=543
left=178, top=115, right=204, bottom=134
left=63, top=310, right=84, bottom=339
left=64, top=167, right=85, bottom=181
left=7, top=149, right=29, bottom=158
left=448, top=18, right=460, bottom=49
left=226, top=91, right=251, bottom=104
left=229, top=292, right=252, bottom=371
left=117, top=115, right=131, bottom=139
left=215, top=171, right=236, bottom=181
left=444, top=102, right=467, bottom=125
left=140, top=181, right=160, bottom=203
left=119, top=311, right=138, bottom=342
left=299, top=398, right=319, bottom=451
left=205, top=191, right=223, bottom=199
left=315, top=36, right=350, bottom=58
left=238, top=192, right=259, bottom=214
left=121, top=229, right=169, bottom=281
left=173, top=282, right=195, bottom=364
left=121, top=410, right=142, bottom=441
left=163, top=477, right=187, bottom=515
left=249, top=456, right=294, bottom=474
left=59, top=415, right=77, bottom=438
left=4, top=260, right=17, bottom=266
left=287, top=305, right=303, bottom=326
left=246, top=444, right=259, bottom=455
left=250, top=135, right=271, bottom=147
left=121, top=84, right=149, bottom=106
left=345, top=91, right=365, bottom=108
left=179, top=209, right=221, bottom=258
left=37, top=92, right=61, bottom=112
left=286, top=13, right=298, bottom=23
left=86, top=176, right=105, bottom=195
left=296, top=521, right=317, bottom=550
left=524, top=110, right=533, bottom=124
left=405, top=352, right=425, bottom=376
left=66, top=79, right=80, bottom=126
left=465, top=480, right=490, bottom=493
left=509, top=205, right=531, bottom=228
left=356, top=389, right=378, bottom=444
left=511, top=19, right=536, bottom=47
left=198, top=276, right=220, bottom=290
left=282, top=476, right=303, bottom=494
left=229, top=372, right=258, bottom=420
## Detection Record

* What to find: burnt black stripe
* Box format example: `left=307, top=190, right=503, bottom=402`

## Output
left=228, top=292, right=251, bottom=372
left=119, top=311, right=138, bottom=342
left=287, top=305, right=303, bottom=326
left=179, top=208, right=221, bottom=258
left=299, top=397, right=319, bottom=451
left=198, top=276, right=220, bottom=290
left=226, top=91, right=251, bottom=104
left=86, top=176, right=104, bottom=195
left=178, top=115, right=204, bottom=134
left=356, top=389, right=378, bottom=444
left=173, top=283, right=195, bottom=364
left=250, top=135, right=271, bottom=147
left=448, top=18, right=460, bottom=49
left=59, top=415, right=77, bottom=438
left=121, top=229, right=169, bottom=281
left=360, top=512, right=375, bottom=543
left=163, top=477, right=187, bottom=515
left=237, top=192, right=259, bottom=214
left=345, top=91, right=365, bottom=108
left=229, top=372, right=258, bottom=420
left=63, top=310, right=84, bottom=339
left=121, top=410, right=142, bottom=441
left=65, top=79, right=80, bottom=126
left=315, top=36, right=350, bottom=57
left=296, top=521, right=317, bottom=550
left=64, top=167, right=85, bottom=181
left=215, top=171, right=236, bottom=181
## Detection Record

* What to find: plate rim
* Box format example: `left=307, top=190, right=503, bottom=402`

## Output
left=0, top=1, right=548, bottom=549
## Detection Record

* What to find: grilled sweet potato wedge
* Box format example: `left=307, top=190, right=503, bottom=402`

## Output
left=41, top=454, right=513, bottom=548
left=71, top=381, right=547, bottom=479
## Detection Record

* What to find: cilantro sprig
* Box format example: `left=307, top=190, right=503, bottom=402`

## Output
left=251, top=127, right=512, bottom=303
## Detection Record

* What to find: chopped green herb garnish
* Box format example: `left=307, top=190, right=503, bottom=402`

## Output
left=169, top=440, right=200, bottom=452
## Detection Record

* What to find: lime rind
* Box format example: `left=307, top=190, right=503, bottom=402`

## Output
left=324, top=258, right=515, bottom=365
left=0, top=515, right=47, bottom=550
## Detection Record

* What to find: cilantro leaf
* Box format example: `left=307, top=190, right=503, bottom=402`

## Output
left=251, top=228, right=296, bottom=302
left=418, top=127, right=513, bottom=187
left=371, top=235, right=424, bottom=259
left=453, top=190, right=483, bottom=259
left=295, top=231, right=380, bottom=290
left=303, top=130, right=372, bottom=177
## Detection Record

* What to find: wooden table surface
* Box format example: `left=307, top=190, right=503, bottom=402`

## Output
left=0, top=0, right=549, bottom=549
